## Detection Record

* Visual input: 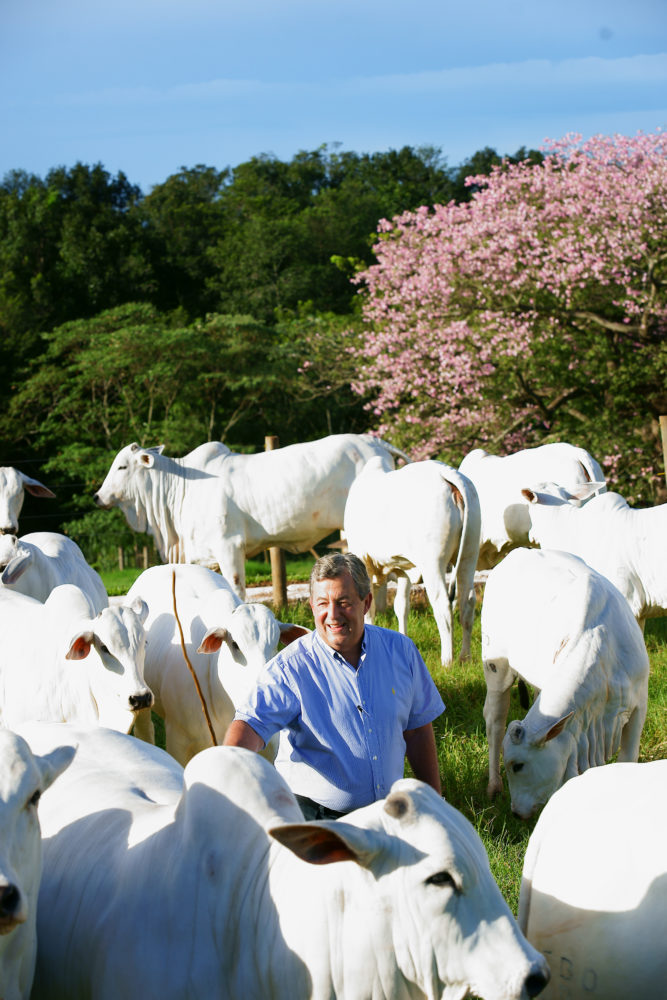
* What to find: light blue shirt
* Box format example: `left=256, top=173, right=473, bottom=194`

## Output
left=234, top=625, right=445, bottom=812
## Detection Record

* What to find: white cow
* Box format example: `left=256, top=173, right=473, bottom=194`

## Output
left=21, top=723, right=550, bottom=1000
left=126, top=564, right=309, bottom=764
left=522, top=481, right=667, bottom=630
left=0, top=728, right=74, bottom=1000
left=344, top=459, right=481, bottom=666
left=0, top=469, right=55, bottom=536
left=519, top=761, right=667, bottom=999
left=94, top=434, right=410, bottom=598
left=0, top=532, right=108, bottom=613
left=458, top=443, right=605, bottom=569
left=481, top=548, right=649, bottom=818
left=0, top=585, right=153, bottom=733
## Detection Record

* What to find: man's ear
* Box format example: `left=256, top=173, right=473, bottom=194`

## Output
left=363, top=592, right=373, bottom=615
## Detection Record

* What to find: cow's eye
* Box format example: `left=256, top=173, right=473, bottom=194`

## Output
left=512, top=762, right=524, bottom=773
left=117, top=465, right=127, bottom=471
left=425, top=870, right=459, bottom=892
left=28, top=789, right=41, bottom=807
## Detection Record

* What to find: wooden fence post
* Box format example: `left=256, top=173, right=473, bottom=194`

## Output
left=264, top=435, right=287, bottom=608
left=660, top=416, right=667, bottom=484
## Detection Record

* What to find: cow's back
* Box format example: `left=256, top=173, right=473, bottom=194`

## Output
left=346, top=460, right=465, bottom=568
left=519, top=761, right=667, bottom=999
left=481, top=548, right=640, bottom=690
left=216, top=434, right=397, bottom=552
left=20, top=532, right=108, bottom=611
left=460, top=443, right=605, bottom=568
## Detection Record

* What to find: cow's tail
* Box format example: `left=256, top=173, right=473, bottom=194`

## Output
left=371, top=436, right=412, bottom=467
left=440, top=468, right=481, bottom=605
left=576, top=451, right=607, bottom=494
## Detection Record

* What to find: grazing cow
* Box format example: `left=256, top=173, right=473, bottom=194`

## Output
left=481, top=548, right=649, bottom=818
left=21, top=724, right=549, bottom=1000
left=519, top=761, right=667, bottom=999
left=0, top=585, right=153, bottom=733
left=522, top=481, right=667, bottom=630
left=0, top=729, right=74, bottom=1000
left=344, top=459, right=481, bottom=666
left=458, top=443, right=605, bottom=569
left=126, top=564, right=308, bottom=764
left=0, top=469, right=55, bottom=536
left=0, top=532, right=108, bottom=613
left=94, top=434, right=410, bottom=598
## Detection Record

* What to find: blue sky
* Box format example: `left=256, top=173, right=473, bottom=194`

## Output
left=2, top=0, right=666, bottom=194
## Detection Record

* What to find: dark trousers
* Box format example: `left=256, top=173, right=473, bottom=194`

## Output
left=295, top=794, right=346, bottom=821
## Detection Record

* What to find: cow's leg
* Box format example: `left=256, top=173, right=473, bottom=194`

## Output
left=216, top=539, right=246, bottom=600
left=164, top=719, right=199, bottom=768
left=132, top=707, right=155, bottom=745
left=374, top=582, right=388, bottom=613
left=483, top=661, right=513, bottom=798
left=366, top=563, right=389, bottom=624
left=456, top=572, right=477, bottom=662
left=618, top=698, right=648, bottom=762
left=393, top=574, right=411, bottom=634
left=420, top=564, right=453, bottom=666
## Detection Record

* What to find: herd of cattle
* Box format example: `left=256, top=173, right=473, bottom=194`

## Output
left=0, top=432, right=665, bottom=999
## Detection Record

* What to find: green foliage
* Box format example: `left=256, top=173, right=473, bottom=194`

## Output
left=2, top=138, right=662, bottom=548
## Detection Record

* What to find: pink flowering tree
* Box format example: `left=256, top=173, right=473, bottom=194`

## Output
left=351, top=132, right=667, bottom=502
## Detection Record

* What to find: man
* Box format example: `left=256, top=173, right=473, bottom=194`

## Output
left=224, top=552, right=444, bottom=819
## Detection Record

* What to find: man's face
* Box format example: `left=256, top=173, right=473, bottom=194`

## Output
left=309, top=571, right=372, bottom=663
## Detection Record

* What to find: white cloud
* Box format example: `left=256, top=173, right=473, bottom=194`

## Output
left=346, top=53, right=667, bottom=96
left=15, top=51, right=666, bottom=118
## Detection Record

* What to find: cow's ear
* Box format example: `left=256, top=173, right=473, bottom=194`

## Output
left=278, top=622, right=310, bottom=646
left=197, top=627, right=228, bottom=654
left=65, top=633, right=93, bottom=660
left=20, top=474, right=55, bottom=499
left=567, top=481, right=606, bottom=504
left=37, top=744, right=77, bottom=790
left=1, top=550, right=31, bottom=585
left=128, top=596, right=148, bottom=623
left=269, top=821, right=381, bottom=869
left=531, top=711, right=574, bottom=747
left=138, top=452, right=155, bottom=468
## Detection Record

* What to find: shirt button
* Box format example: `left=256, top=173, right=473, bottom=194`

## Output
left=372, top=755, right=377, bottom=761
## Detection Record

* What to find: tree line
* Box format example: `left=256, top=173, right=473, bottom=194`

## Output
left=1, top=136, right=664, bottom=567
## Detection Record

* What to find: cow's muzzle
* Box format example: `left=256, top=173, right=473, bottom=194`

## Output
left=129, top=691, right=154, bottom=712
left=0, top=883, right=25, bottom=933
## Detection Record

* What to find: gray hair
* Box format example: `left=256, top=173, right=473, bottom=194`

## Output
left=309, top=552, right=371, bottom=600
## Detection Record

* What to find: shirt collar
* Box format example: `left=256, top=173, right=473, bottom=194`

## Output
left=313, top=629, right=368, bottom=669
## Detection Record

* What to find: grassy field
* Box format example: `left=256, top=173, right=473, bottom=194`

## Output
left=103, top=561, right=666, bottom=915
left=101, top=555, right=316, bottom=596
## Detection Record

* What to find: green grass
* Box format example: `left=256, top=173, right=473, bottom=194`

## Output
left=100, top=555, right=316, bottom=596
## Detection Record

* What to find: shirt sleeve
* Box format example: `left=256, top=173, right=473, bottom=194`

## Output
left=405, top=640, right=446, bottom=731
left=233, top=656, right=301, bottom=746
